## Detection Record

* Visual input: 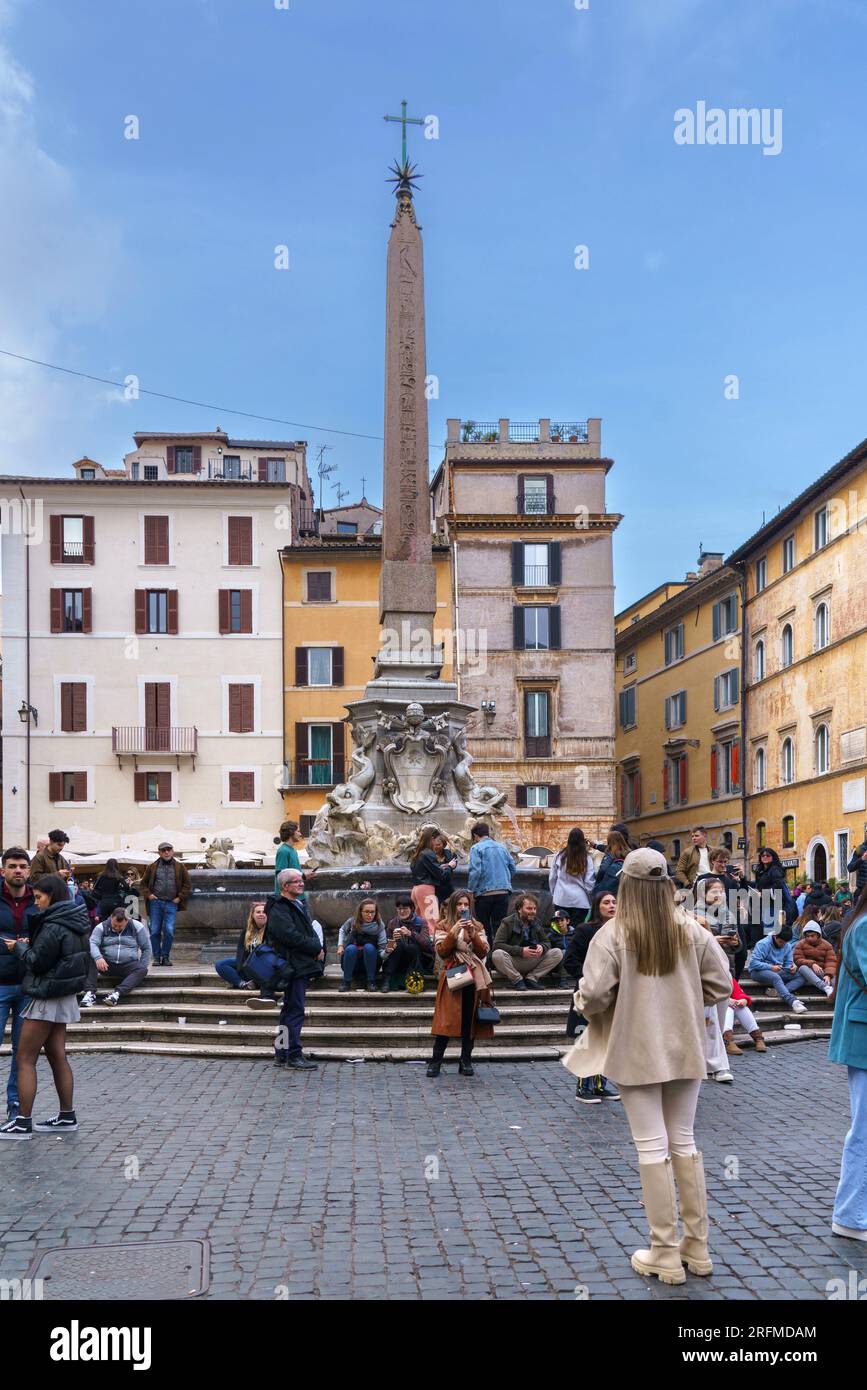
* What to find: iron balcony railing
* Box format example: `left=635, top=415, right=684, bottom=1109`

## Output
left=517, top=492, right=556, bottom=515
left=283, top=756, right=345, bottom=788
left=297, top=506, right=320, bottom=536
left=61, top=541, right=84, bottom=560
left=112, top=727, right=198, bottom=755
left=550, top=422, right=588, bottom=442
left=521, top=565, right=551, bottom=586
left=459, top=421, right=589, bottom=444
left=206, top=458, right=255, bottom=481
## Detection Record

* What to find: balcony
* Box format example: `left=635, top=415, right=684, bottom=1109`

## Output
left=206, top=458, right=254, bottom=481
left=517, top=492, right=556, bottom=515
left=112, top=726, right=198, bottom=770
left=520, top=566, right=551, bottom=587
left=449, top=418, right=593, bottom=445
left=61, top=542, right=84, bottom=561
left=297, top=505, right=320, bottom=537
left=281, top=756, right=346, bottom=790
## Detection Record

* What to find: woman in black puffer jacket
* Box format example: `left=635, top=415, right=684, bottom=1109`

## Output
left=0, top=875, right=91, bottom=1141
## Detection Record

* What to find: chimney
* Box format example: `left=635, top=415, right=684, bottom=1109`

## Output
left=697, top=547, right=724, bottom=578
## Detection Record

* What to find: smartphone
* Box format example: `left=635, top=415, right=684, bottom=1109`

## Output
left=459, top=907, right=470, bottom=920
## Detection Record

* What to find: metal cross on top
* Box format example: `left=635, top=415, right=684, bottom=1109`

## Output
left=384, top=99, right=425, bottom=166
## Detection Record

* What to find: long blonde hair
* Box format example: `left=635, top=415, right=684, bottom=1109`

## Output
left=243, top=902, right=267, bottom=950
left=615, top=875, right=691, bottom=976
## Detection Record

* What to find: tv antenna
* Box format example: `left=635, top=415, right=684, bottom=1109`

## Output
left=315, top=444, right=335, bottom=513
left=333, top=481, right=349, bottom=508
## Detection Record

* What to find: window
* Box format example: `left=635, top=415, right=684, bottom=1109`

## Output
left=754, top=746, right=766, bottom=791
left=755, top=557, right=767, bottom=593
left=305, top=571, right=332, bottom=602
left=713, top=595, right=738, bottom=640
left=520, top=477, right=549, bottom=515
left=524, top=690, right=551, bottom=757
left=512, top=541, right=561, bottom=588
left=148, top=591, right=168, bottom=634
left=307, top=725, right=333, bottom=784
left=50, top=514, right=94, bottom=564
left=665, top=691, right=687, bottom=730
left=782, top=534, right=795, bottom=573
left=228, top=772, right=255, bottom=803
left=131, top=463, right=140, bottom=480
left=815, top=723, right=830, bottom=775
left=782, top=815, right=795, bottom=849
left=62, top=516, right=83, bottom=560
left=175, top=446, right=195, bottom=474
left=51, top=588, right=91, bottom=634
left=522, top=543, right=549, bottom=586
left=664, top=624, right=684, bottom=665
left=218, top=589, right=253, bottom=634
left=308, top=648, right=333, bottom=686
left=49, top=771, right=87, bottom=803
left=227, top=683, right=255, bottom=734
left=837, top=831, right=850, bottom=878
left=672, top=838, right=682, bottom=860
left=143, top=465, right=159, bottom=482
left=621, top=768, right=641, bottom=818
left=336, top=521, right=358, bottom=535
left=263, top=458, right=286, bottom=482
left=300, top=815, right=316, bottom=837
left=781, top=623, right=794, bottom=668
left=134, top=589, right=178, bottom=636
left=143, top=516, right=169, bottom=565
left=623, top=652, right=637, bottom=674
left=714, top=669, right=739, bottom=711
left=814, top=602, right=830, bottom=651
left=754, top=638, right=765, bottom=682
left=526, top=786, right=549, bottom=808
left=781, top=736, right=795, bottom=785
left=134, top=772, right=172, bottom=803
left=227, top=516, right=253, bottom=566
left=664, top=754, right=688, bottom=808
left=80, top=468, right=95, bottom=480
left=756, top=821, right=767, bottom=850
left=60, top=682, right=87, bottom=733
left=514, top=605, right=561, bottom=651
left=712, top=738, right=741, bottom=797
left=814, top=506, right=828, bottom=551
left=222, top=455, right=242, bottom=479
left=619, top=685, right=637, bottom=730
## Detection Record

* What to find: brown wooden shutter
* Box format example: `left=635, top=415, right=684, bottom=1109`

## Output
left=49, top=772, right=64, bottom=802
left=239, top=589, right=253, bottom=633
left=295, top=647, right=308, bottom=686
left=229, top=772, right=254, bottom=802
left=73, top=682, right=87, bottom=731
left=679, top=756, right=688, bottom=804
left=82, top=515, right=95, bottom=565
left=295, top=722, right=309, bottom=783
left=166, top=589, right=179, bottom=634
left=258, top=457, right=268, bottom=482
left=50, top=515, right=63, bottom=564
left=73, top=772, right=87, bottom=802
left=515, top=785, right=528, bottom=808
left=218, top=589, right=230, bottom=633
left=192, top=445, right=202, bottom=473
left=332, top=646, right=344, bottom=686
left=166, top=445, right=176, bottom=473
left=81, top=589, right=93, bottom=633
left=544, top=474, right=555, bottom=513
left=548, top=785, right=562, bottom=808
left=229, top=772, right=241, bottom=801
left=306, top=572, right=332, bottom=602
left=331, top=722, right=346, bottom=782
left=228, top=683, right=254, bottom=733
left=50, top=589, right=63, bottom=633
left=228, top=516, right=252, bottom=565
left=134, top=771, right=147, bottom=801
left=135, top=590, right=147, bottom=634
left=228, top=683, right=241, bottom=732
left=158, top=772, right=172, bottom=801
left=144, top=516, right=169, bottom=565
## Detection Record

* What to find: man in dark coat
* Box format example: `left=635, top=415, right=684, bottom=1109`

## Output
left=847, top=843, right=867, bottom=898
left=264, top=869, right=324, bottom=1070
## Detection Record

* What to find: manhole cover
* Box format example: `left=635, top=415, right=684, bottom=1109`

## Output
left=26, top=1240, right=210, bottom=1299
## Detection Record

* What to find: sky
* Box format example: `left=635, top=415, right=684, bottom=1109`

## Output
left=1, top=0, right=866, bottom=607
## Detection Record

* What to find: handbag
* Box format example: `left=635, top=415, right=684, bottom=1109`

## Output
left=245, top=943, right=285, bottom=988
left=445, top=962, right=474, bottom=992
left=476, top=999, right=500, bottom=1025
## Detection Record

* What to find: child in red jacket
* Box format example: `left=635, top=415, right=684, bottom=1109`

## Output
left=724, top=978, right=767, bottom=1055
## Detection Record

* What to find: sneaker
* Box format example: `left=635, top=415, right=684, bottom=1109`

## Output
left=0, top=1116, right=32, bottom=1140
left=105, top=991, right=121, bottom=1007
left=286, top=1056, right=318, bottom=1071
left=790, top=999, right=807, bottom=1014
left=338, top=982, right=352, bottom=993
left=247, top=993, right=279, bottom=1011
left=711, top=1070, right=734, bottom=1084
left=33, top=1114, right=78, bottom=1134
left=511, top=980, right=529, bottom=992
left=597, top=1078, right=621, bottom=1101
left=80, top=991, right=97, bottom=1008
left=575, top=1081, right=602, bottom=1105
left=524, top=978, right=544, bottom=991
left=831, top=1222, right=867, bottom=1242
left=380, top=980, right=390, bottom=993
left=824, top=983, right=835, bottom=997
left=162, top=958, right=173, bottom=967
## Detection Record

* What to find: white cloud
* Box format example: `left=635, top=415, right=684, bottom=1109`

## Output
left=0, top=0, right=123, bottom=472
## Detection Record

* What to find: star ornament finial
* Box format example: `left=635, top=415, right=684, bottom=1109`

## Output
left=387, top=158, right=423, bottom=198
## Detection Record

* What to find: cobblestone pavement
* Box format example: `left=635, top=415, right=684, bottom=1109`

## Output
left=1, top=1041, right=865, bottom=1301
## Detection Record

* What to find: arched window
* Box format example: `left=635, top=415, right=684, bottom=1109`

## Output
left=782, top=815, right=795, bottom=849
left=754, top=746, right=766, bottom=791
left=814, top=602, right=830, bottom=651
left=815, top=723, right=830, bottom=775
left=781, top=737, right=795, bottom=785
left=781, top=624, right=794, bottom=668
left=756, top=821, right=766, bottom=849
left=754, top=638, right=765, bottom=682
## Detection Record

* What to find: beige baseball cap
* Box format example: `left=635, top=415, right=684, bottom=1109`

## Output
left=620, top=848, right=669, bottom=880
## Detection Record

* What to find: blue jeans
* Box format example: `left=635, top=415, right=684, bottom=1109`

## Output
left=276, top=977, right=308, bottom=1061
left=751, top=966, right=807, bottom=1005
left=343, top=942, right=378, bottom=984
left=215, top=959, right=245, bottom=988
left=149, top=899, right=178, bottom=960
left=834, top=1066, right=867, bottom=1231
left=0, top=984, right=27, bottom=1113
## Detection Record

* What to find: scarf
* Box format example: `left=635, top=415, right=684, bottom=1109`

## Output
left=435, top=920, right=492, bottom=992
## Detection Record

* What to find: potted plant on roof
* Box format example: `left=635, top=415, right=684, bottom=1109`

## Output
left=462, top=420, right=477, bottom=442
left=551, top=428, right=561, bottom=442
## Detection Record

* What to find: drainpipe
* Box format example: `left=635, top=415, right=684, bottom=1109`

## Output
left=279, top=548, right=287, bottom=803
left=20, top=486, right=32, bottom=848
left=451, top=537, right=461, bottom=701
left=736, top=561, right=748, bottom=871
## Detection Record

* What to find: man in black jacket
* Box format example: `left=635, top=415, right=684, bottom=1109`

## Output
left=847, top=843, right=867, bottom=899
left=0, top=849, right=39, bottom=1120
left=264, top=869, right=324, bottom=1070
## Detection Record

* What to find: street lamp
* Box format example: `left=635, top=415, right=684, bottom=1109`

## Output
left=18, top=700, right=38, bottom=727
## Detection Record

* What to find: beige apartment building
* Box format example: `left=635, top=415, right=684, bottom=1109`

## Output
left=431, top=416, right=620, bottom=847
left=1, top=432, right=313, bottom=856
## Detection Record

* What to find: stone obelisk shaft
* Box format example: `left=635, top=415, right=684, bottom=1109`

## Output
left=376, top=186, right=437, bottom=676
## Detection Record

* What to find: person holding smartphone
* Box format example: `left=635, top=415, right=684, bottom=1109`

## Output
left=427, top=890, right=492, bottom=1077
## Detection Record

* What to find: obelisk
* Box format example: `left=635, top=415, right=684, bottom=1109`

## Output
left=375, top=160, right=439, bottom=679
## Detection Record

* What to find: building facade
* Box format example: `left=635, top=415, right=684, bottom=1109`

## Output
left=614, top=552, right=744, bottom=862
left=280, top=537, right=453, bottom=834
left=431, top=416, right=620, bottom=848
left=728, top=437, right=867, bottom=885
left=1, top=434, right=312, bottom=856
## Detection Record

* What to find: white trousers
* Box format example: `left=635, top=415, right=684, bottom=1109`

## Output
left=725, top=1003, right=759, bottom=1034
left=618, top=1079, right=703, bottom=1165
left=705, top=1002, right=729, bottom=1073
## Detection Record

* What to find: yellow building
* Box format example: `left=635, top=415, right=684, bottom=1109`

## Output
left=280, top=533, right=454, bottom=834
left=727, top=437, right=867, bottom=886
left=615, top=552, right=744, bottom=862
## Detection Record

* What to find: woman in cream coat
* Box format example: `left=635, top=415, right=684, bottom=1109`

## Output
left=563, top=848, right=731, bottom=1285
